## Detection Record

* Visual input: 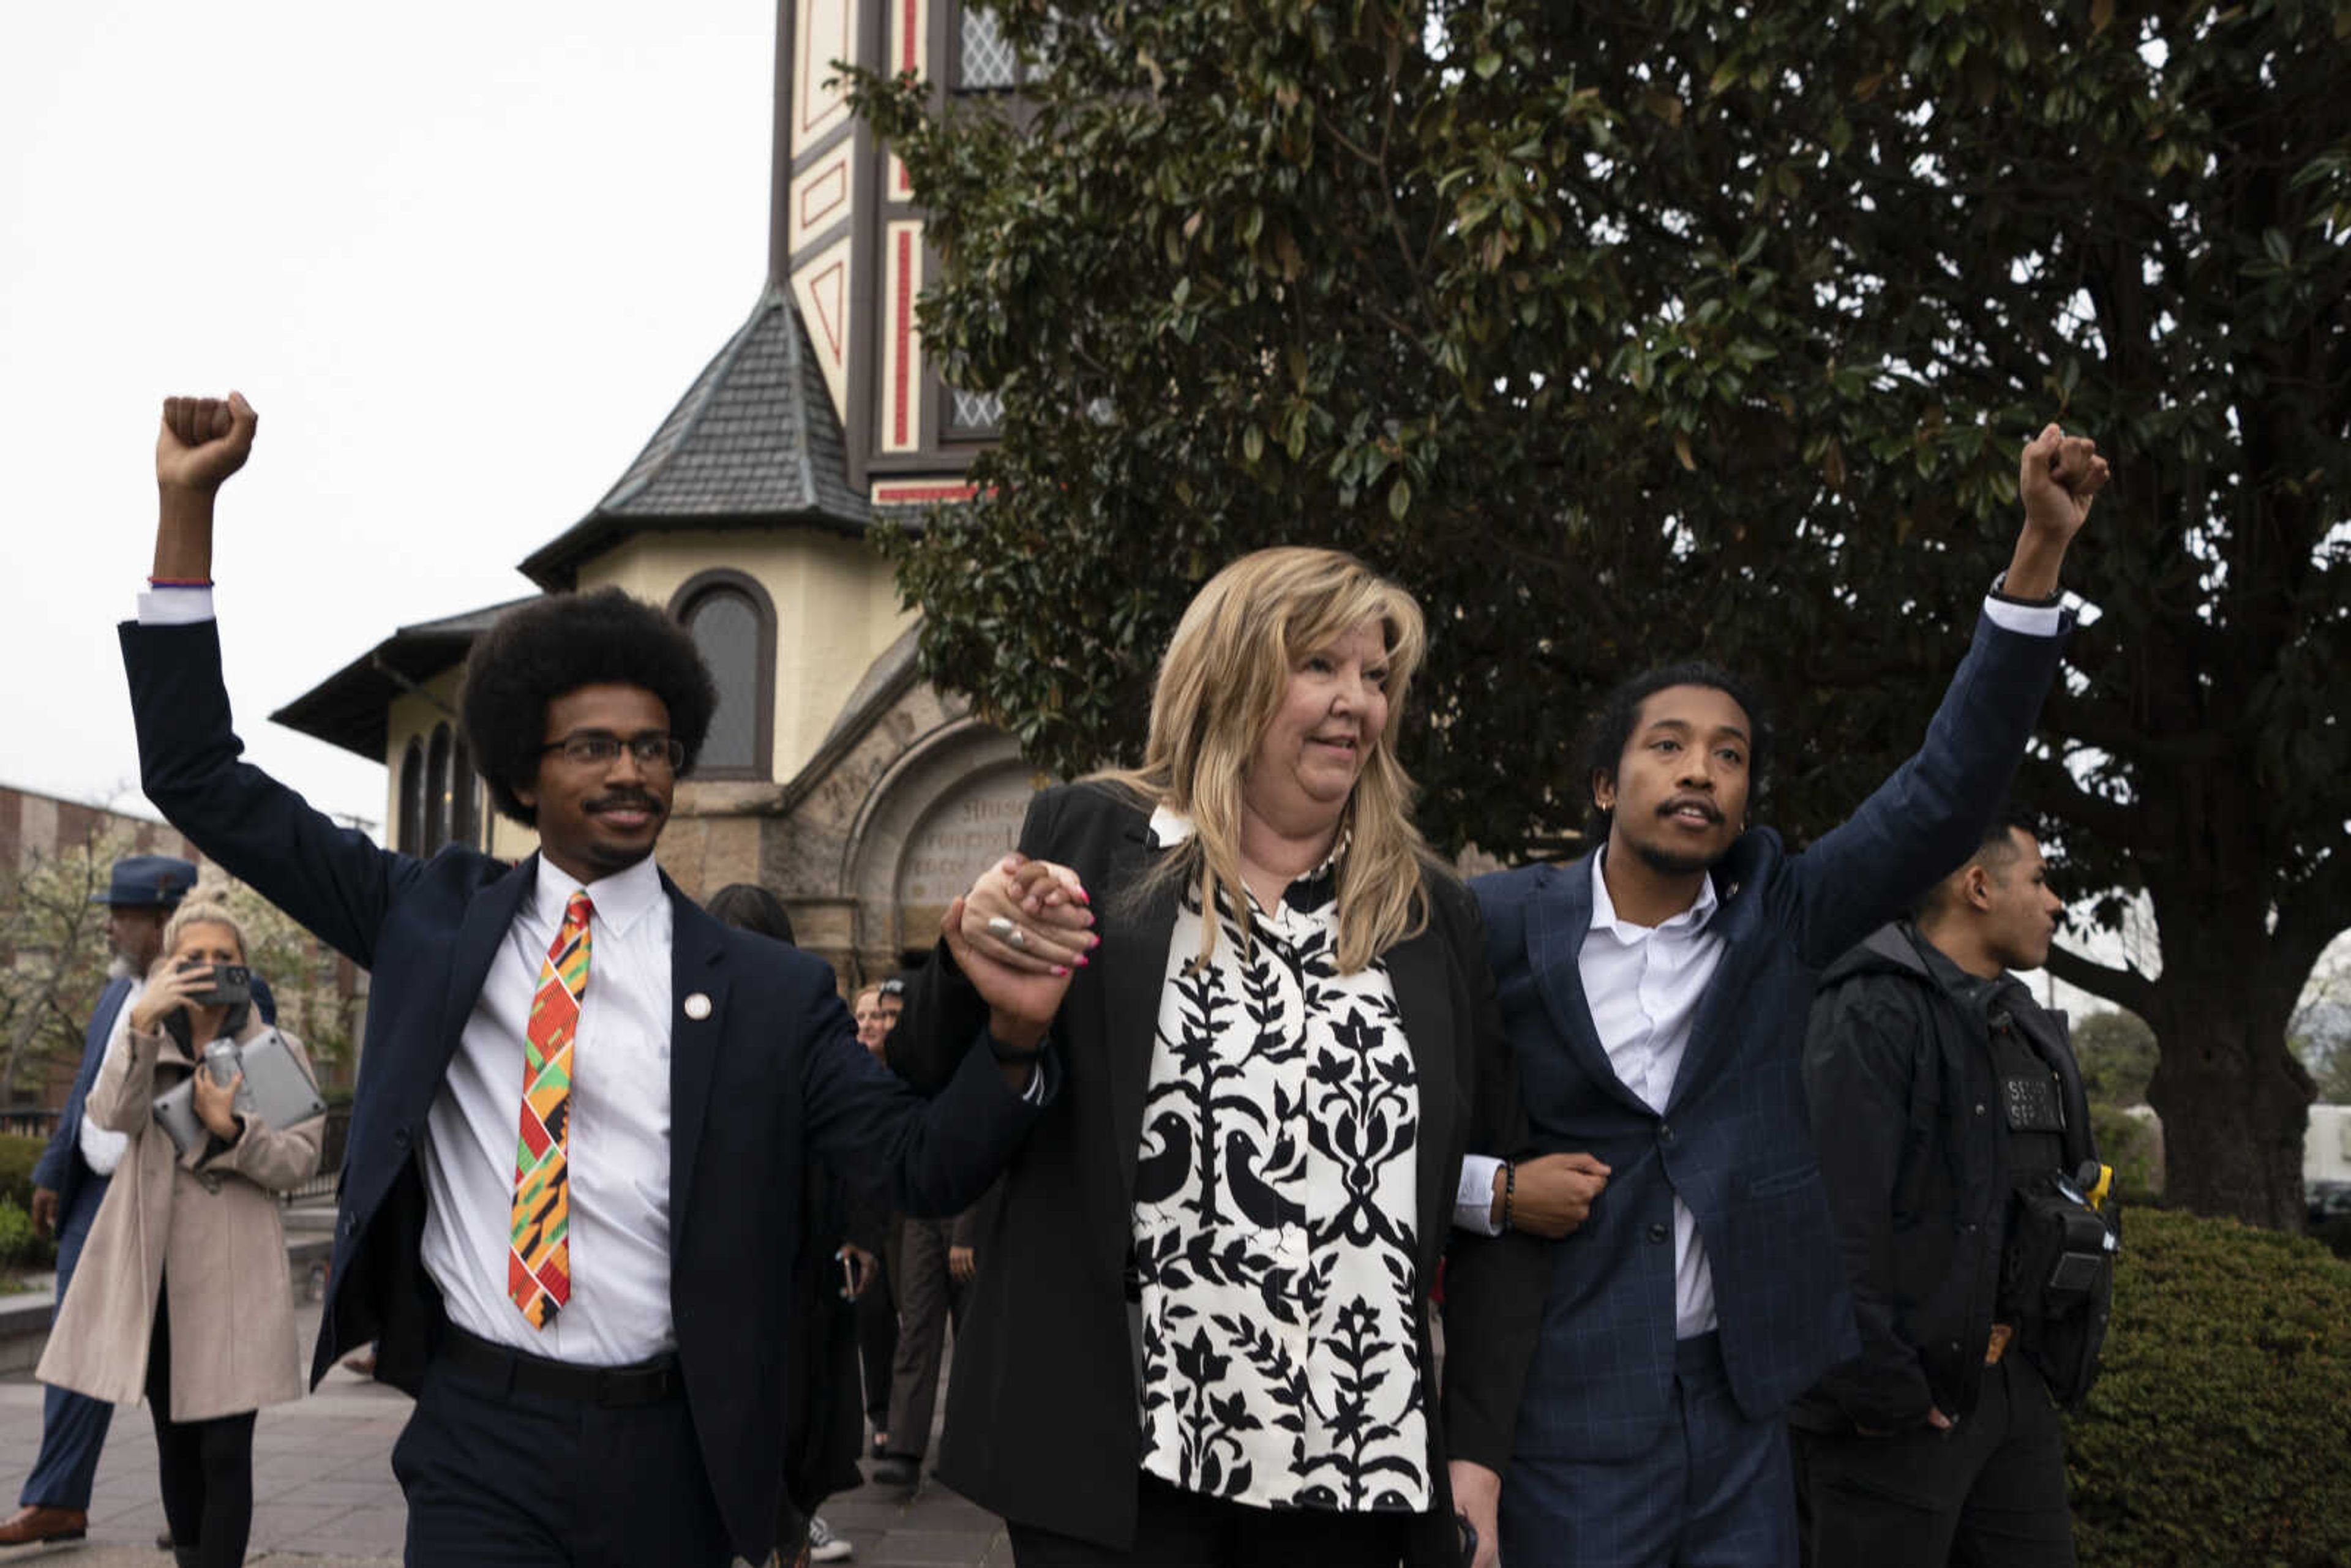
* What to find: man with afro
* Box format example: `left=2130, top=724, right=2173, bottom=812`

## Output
left=119, top=392, right=1050, bottom=1568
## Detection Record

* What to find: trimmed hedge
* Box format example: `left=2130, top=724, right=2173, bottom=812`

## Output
left=2068, top=1207, right=2351, bottom=1567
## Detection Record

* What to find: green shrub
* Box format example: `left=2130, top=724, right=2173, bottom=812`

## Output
left=0, top=1133, right=47, bottom=1209
left=2088, top=1103, right=2161, bottom=1202
left=2068, top=1208, right=2351, bottom=1567
left=0, top=1198, right=53, bottom=1272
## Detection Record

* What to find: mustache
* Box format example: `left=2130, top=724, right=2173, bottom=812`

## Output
left=586, top=790, right=664, bottom=813
left=1659, top=794, right=1723, bottom=823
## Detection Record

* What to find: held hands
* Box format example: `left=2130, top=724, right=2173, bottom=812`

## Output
left=156, top=392, right=258, bottom=495
left=1448, top=1460, right=1502, bottom=1568
left=1502, top=1153, right=1612, bottom=1238
left=942, top=853, right=1098, bottom=1048
left=960, top=854, right=1097, bottom=973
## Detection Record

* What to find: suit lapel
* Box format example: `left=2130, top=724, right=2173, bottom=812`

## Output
left=1383, top=911, right=1453, bottom=1268
left=433, top=855, right=537, bottom=1097
left=664, top=883, right=729, bottom=1246
left=1104, top=825, right=1180, bottom=1209
left=1527, top=858, right=1653, bottom=1118
left=1665, top=843, right=1763, bottom=1112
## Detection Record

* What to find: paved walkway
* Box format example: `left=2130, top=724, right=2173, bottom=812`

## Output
left=0, top=1300, right=1009, bottom=1567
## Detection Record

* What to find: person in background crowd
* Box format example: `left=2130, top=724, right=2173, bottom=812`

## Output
left=890, top=546, right=1547, bottom=1567
left=1460, top=424, right=2106, bottom=1568
left=705, top=883, right=863, bottom=1566
left=1793, top=817, right=2113, bottom=1567
left=846, top=981, right=901, bottom=1464
left=2, top=855, right=200, bottom=1549
left=118, top=389, right=1049, bottom=1568
left=39, top=899, right=324, bottom=1568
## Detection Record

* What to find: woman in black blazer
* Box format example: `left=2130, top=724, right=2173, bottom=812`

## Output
left=889, top=548, right=1551, bottom=1568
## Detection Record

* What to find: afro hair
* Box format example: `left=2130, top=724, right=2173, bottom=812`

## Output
left=1580, top=660, right=1772, bottom=841
left=460, top=587, right=719, bottom=827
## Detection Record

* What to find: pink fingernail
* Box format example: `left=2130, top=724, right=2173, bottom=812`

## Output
left=1052, top=964, right=1071, bottom=977
left=1076, top=955, right=1090, bottom=968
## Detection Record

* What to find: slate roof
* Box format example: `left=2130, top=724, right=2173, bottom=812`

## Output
left=271, top=598, right=535, bottom=762
left=520, top=284, right=869, bottom=590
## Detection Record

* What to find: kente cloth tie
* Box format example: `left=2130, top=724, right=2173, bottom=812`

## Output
left=510, top=890, right=591, bottom=1327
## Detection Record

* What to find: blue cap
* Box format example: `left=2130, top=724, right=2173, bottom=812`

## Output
left=92, top=855, right=200, bottom=908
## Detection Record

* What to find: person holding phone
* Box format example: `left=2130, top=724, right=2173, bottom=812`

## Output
left=37, top=899, right=323, bottom=1568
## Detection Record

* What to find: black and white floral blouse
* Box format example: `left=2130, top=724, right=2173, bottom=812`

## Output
left=1130, top=806, right=1428, bottom=1514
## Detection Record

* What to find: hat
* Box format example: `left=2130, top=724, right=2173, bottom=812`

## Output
left=92, top=854, right=200, bottom=909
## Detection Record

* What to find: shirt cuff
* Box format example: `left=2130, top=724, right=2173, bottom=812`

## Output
left=1981, top=589, right=2063, bottom=639
left=1454, top=1153, right=1505, bottom=1236
left=137, top=583, right=216, bottom=625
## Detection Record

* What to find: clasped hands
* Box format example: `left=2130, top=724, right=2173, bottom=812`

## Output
left=941, top=853, right=1098, bottom=1049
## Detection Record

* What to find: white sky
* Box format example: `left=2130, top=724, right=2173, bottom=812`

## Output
left=3, top=0, right=781, bottom=835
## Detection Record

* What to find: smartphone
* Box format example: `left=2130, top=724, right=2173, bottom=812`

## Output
left=190, top=963, right=253, bottom=1009
left=839, top=1254, right=860, bottom=1300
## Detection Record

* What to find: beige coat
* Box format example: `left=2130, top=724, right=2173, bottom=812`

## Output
left=38, top=1006, right=323, bottom=1422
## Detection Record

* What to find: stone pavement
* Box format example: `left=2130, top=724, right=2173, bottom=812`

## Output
left=0, top=1299, right=1010, bottom=1567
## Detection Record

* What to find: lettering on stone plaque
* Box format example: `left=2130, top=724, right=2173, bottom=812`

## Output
left=897, top=774, right=1036, bottom=906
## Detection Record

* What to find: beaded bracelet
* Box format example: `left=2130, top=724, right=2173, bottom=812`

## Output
left=1501, top=1161, right=1517, bottom=1231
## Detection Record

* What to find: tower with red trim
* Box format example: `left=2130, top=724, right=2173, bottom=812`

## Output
left=275, top=2, right=1045, bottom=991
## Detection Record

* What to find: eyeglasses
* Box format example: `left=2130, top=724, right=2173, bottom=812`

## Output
left=539, top=732, right=686, bottom=771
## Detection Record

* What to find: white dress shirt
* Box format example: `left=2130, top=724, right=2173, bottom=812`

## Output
left=78, top=977, right=138, bottom=1177
left=1581, top=849, right=1724, bottom=1340
left=421, top=853, right=680, bottom=1365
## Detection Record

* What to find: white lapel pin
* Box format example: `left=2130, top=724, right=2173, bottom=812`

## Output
left=683, top=992, right=713, bottom=1021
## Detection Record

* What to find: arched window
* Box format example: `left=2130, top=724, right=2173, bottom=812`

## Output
left=450, top=733, right=478, bottom=850
left=425, top=724, right=452, bottom=851
left=669, top=571, right=776, bottom=780
left=397, top=739, right=426, bottom=856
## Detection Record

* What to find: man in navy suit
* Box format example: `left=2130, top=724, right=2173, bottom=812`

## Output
left=119, top=392, right=1049, bottom=1568
left=1, top=855, right=197, bottom=1547
left=1447, top=425, right=2109, bottom=1568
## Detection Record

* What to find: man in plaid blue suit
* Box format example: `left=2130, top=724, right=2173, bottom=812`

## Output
left=1444, top=425, right=2107, bottom=1568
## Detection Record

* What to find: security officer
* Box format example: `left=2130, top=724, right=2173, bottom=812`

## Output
left=3, top=854, right=198, bottom=1547
left=1791, top=816, right=2114, bottom=1567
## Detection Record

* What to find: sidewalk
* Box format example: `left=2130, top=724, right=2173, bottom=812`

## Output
left=0, top=1299, right=1010, bottom=1567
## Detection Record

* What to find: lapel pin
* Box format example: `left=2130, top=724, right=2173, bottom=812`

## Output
left=683, top=992, right=713, bottom=1021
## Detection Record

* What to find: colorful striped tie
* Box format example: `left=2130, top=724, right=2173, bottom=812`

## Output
left=510, top=890, right=590, bottom=1328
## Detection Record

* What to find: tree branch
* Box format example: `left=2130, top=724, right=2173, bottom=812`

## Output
left=2044, top=941, right=2158, bottom=1017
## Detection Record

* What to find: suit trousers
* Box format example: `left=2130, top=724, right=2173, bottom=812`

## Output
left=392, top=1341, right=729, bottom=1567
left=22, top=1182, right=113, bottom=1511
left=1501, top=1332, right=1798, bottom=1568
left=885, top=1215, right=966, bottom=1461
left=1791, top=1354, right=2075, bottom=1568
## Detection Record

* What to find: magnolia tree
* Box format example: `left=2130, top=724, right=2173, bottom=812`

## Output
left=850, top=0, right=2350, bottom=1226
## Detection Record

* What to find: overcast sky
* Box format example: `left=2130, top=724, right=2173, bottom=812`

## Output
left=4, top=0, right=781, bottom=835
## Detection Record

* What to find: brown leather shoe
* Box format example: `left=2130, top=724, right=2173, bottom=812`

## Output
left=0, top=1504, right=89, bottom=1545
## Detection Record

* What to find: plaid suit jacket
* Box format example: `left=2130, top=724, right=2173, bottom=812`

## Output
left=1468, top=609, right=2069, bottom=1461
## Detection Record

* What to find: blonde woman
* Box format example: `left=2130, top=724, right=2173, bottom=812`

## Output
left=39, top=900, right=323, bottom=1568
left=887, top=548, right=1550, bottom=1567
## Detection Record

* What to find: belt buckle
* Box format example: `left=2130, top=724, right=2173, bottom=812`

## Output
left=1985, top=1322, right=2014, bottom=1366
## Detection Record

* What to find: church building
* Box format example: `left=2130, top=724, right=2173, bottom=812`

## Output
left=273, top=1, right=1044, bottom=991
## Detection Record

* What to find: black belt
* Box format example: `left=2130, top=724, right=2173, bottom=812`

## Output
left=436, top=1321, right=683, bottom=1408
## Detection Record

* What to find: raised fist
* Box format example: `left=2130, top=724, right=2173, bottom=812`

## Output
left=156, top=392, right=258, bottom=494
left=2018, top=422, right=2109, bottom=544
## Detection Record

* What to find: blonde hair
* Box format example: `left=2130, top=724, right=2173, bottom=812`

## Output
left=1097, top=547, right=1433, bottom=973
left=160, top=899, right=249, bottom=964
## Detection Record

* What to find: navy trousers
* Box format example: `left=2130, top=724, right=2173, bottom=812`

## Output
left=21, top=1182, right=113, bottom=1512
left=1501, top=1332, right=1798, bottom=1568
left=391, top=1343, right=730, bottom=1567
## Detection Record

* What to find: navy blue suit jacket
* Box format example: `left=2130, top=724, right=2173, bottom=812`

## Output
left=1470, top=609, right=2067, bottom=1462
left=31, top=977, right=134, bottom=1221
left=119, top=618, right=1043, bottom=1562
